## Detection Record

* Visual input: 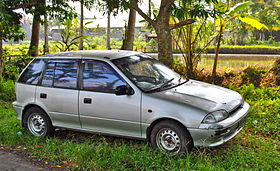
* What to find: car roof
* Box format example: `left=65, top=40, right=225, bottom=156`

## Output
left=38, top=50, right=143, bottom=60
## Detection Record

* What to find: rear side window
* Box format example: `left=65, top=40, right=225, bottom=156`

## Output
left=18, top=59, right=45, bottom=85
left=41, top=60, right=78, bottom=89
left=41, top=61, right=55, bottom=87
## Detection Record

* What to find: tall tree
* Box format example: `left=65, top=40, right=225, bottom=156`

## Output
left=106, top=9, right=111, bottom=50
left=0, top=0, right=25, bottom=81
left=29, top=1, right=43, bottom=57
left=79, top=0, right=84, bottom=50
left=11, top=0, right=74, bottom=57
left=43, top=1, right=49, bottom=54
left=131, top=0, right=195, bottom=68
left=96, top=0, right=130, bottom=50
left=121, top=6, right=136, bottom=50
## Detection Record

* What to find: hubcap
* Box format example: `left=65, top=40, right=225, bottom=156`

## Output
left=156, top=128, right=181, bottom=153
left=27, top=113, right=46, bottom=136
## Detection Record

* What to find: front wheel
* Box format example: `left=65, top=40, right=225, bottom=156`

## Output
left=24, top=107, right=54, bottom=137
left=150, top=120, right=193, bottom=155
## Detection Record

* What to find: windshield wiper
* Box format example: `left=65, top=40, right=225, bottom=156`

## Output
left=146, top=78, right=174, bottom=93
left=160, top=78, right=174, bottom=89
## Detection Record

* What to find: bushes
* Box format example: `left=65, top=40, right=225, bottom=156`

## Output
left=241, top=67, right=267, bottom=87
left=1, top=47, right=33, bottom=80
left=0, top=80, right=15, bottom=107
left=270, top=59, right=280, bottom=85
left=204, top=45, right=280, bottom=54
left=231, top=84, right=280, bottom=140
left=174, top=59, right=277, bottom=88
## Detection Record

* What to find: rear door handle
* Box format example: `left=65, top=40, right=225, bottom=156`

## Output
left=40, top=93, right=47, bottom=99
left=84, top=98, right=92, bottom=104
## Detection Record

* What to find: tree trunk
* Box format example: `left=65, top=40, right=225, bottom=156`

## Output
left=43, top=6, right=49, bottom=55
left=226, top=0, right=229, bottom=10
left=212, top=22, right=223, bottom=82
left=29, top=7, right=41, bottom=57
left=186, top=24, right=195, bottom=78
left=131, top=0, right=175, bottom=68
left=121, top=6, right=136, bottom=50
left=148, top=0, right=151, bottom=17
left=0, top=25, right=3, bottom=82
left=155, top=20, right=173, bottom=68
left=106, top=10, right=111, bottom=50
left=79, top=0, right=84, bottom=50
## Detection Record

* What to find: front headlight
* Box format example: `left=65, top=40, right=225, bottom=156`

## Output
left=202, top=110, right=229, bottom=123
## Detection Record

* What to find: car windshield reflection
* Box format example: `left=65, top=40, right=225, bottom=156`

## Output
left=112, top=54, right=188, bottom=92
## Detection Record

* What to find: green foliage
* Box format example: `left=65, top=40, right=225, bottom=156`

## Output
left=1, top=47, right=32, bottom=80
left=89, top=35, right=122, bottom=50
left=55, top=17, right=91, bottom=52
left=171, top=0, right=217, bottom=78
left=270, top=59, right=280, bottom=85
left=0, top=1, right=25, bottom=42
left=239, top=16, right=268, bottom=30
left=241, top=67, right=267, bottom=87
left=0, top=80, right=15, bottom=104
left=134, top=33, right=147, bottom=51
left=205, top=45, right=280, bottom=54
left=226, top=1, right=253, bottom=16
left=229, top=85, right=280, bottom=140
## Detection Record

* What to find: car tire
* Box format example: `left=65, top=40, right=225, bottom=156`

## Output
left=23, top=107, right=54, bottom=137
left=150, top=120, right=193, bottom=154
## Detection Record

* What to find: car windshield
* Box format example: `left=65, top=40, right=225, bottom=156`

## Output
left=112, top=54, right=188, bottom=92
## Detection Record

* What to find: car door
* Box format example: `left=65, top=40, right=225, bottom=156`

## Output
left=78, top=59, right=142, bottom=137
left=36, top=59, right=81, bottom=129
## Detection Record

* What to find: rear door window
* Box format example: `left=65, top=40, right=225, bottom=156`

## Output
left=41, top=60, right=78, bottom=89
left=18, top=59, right=45, bottom=85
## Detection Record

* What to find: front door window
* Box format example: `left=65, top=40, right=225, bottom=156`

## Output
left=82, top=60, right=127, bottom=93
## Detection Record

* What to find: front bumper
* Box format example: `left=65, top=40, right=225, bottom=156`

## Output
left=188, top=102, right=250, bottom=147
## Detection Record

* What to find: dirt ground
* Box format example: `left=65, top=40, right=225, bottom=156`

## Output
left=0, top=149, right=56, bottom=171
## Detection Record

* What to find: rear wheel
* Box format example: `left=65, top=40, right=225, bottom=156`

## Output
left=150, top=120, right=193, bottom=155
left=24, top=107, right=54, bottom=137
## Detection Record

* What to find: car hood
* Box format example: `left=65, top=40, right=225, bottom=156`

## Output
left=149, top=79, right=243, bottom=113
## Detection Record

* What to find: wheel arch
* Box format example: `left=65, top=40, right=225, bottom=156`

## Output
left=146, top=118, right=193, bottom=144
left=22, top=104, right=52, bottom=127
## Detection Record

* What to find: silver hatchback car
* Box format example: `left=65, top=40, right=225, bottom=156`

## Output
left=13, top=50, right=249, bottom=154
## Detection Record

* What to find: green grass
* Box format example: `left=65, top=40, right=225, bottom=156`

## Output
left=0, top=83, right=279, bottom=170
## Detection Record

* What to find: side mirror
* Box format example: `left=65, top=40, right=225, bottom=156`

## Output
left=115, top=85, right=134, bottom=96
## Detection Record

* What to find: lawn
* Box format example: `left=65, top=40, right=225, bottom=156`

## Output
left=0, top=81, right=279, bottom=170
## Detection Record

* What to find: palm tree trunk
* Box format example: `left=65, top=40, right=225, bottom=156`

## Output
left=79, top=0, right=84, bottom=50
left=121, top=6, right=136, bottom=50
left=106, top=10, right=111, bottom=50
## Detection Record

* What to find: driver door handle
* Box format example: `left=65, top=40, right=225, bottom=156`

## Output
left=84, top=98, right=92, bottom=104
